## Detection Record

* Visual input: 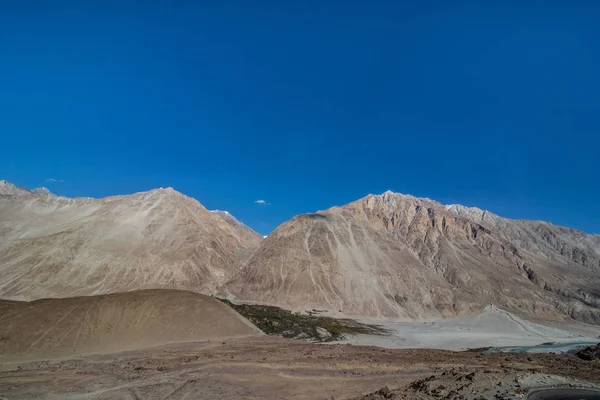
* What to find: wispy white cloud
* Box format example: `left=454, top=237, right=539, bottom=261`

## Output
left=254, top=199, right=270, bottom=205
left=45, top=178, right=64, bottom=183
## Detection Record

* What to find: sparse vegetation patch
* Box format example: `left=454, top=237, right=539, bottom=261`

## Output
left=218, top=298, right=387, bottom=342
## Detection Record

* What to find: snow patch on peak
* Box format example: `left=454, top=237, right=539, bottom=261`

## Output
left=211, top=210, right=230, bottom=215
left=210, top=209, right=263, bottom=241
left=32, top=187, right=54, bottom=196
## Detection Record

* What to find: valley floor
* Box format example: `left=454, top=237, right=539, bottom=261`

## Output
left=341, top=306, right=600, bottom=352
left=1, top=336, right=599, bottom=400
left=1, top=294, right=599, bottom=399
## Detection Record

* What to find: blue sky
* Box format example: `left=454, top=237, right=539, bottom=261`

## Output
left=1, top=1, right=599, bottom=235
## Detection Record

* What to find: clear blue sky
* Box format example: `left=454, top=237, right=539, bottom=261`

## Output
left=1, top=1, right=599, bottom=235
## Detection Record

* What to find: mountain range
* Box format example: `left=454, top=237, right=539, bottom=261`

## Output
left=228, top=191, right=600, bottom=324
left=0, top=181, right=261, bottom=299
left=1, top=180, right=599, bottom=325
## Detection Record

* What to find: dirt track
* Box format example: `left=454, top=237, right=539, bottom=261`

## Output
left=1, top=336, right=599, bottom=399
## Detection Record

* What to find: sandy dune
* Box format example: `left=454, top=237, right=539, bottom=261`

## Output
left=0, top=290, right=262, bottom=361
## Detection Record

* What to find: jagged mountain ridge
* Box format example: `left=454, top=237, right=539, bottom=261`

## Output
left=0, top=180, right=54, bottom=197
left=447, top=202, right=600, bottom=322
left=0, top=185, right=262, bottom=300
left=228, top=191, right=600, bottom=324
left=447, top=204, right=600, bottom=271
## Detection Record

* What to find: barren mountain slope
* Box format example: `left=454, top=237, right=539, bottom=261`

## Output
left=448, top=204, right=600, bottom=322
left=228, top=192, right=600, bottom=323
left=0, top=186, right=262, bottom=300
left=447, top=204, right=600, bottom=271
left=211, top=209, right=263, bottom=250
left=0, top=289, right=262, bottom=361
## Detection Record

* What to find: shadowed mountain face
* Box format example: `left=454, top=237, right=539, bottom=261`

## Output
left=228, top=192, right=600, bottom=324
left=0, top=187, right=262, bottom=300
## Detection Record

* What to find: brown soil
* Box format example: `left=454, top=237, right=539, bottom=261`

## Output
left=1, top=336, right=599, bottom=400
left=0, top=290, right=261, bottom=361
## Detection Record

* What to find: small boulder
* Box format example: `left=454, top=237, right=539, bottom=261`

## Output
left=575, top=343, right=600, bottom=361
left=316, top=327, right=332, bottom=340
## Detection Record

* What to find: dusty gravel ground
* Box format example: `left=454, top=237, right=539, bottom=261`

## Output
left=1, top=336, right=599, bottom=400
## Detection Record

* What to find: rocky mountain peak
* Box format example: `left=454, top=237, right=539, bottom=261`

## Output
left=149, top=187, right=179, bottom=196
left=140, top=187, right=202, bottom=207
left=0, top=180, right=32, bottom=196
left=332, top=191, right=441, bottom=222
left=350, top=192, right=505, bottom=231
left=363, top=191, right=437, bottom=209
left=229, top=190, right=600, bottom=324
